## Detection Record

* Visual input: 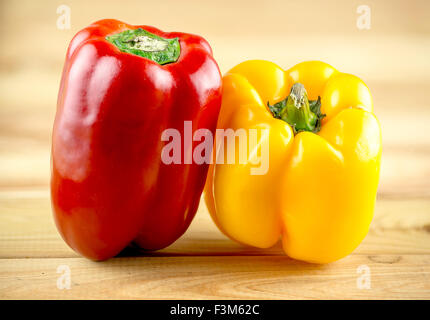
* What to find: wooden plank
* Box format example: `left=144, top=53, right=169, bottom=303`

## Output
left=1, top=0, right=430, bottom=83
left=1, top=190, right=429, bottom=258
left=0, top=255, right=429, bottom=299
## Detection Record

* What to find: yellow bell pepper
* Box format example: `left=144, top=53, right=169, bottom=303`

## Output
left=204, top=60, right=381, bottom=263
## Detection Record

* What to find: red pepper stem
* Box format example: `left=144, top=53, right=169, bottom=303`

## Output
left=106, top=28, right=180, bottom=65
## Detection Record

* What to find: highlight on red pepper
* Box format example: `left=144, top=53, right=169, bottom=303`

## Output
left=51, top=19, right=222, bottom=260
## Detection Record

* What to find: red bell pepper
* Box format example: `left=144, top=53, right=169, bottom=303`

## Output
left=51, top=19, right=222, bottom=260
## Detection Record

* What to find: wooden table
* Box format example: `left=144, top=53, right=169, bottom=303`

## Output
left=1, top=0, right=429, bottom=299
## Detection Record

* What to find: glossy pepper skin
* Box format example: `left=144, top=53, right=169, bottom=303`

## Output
left=205, top=60, right=381, bottom=264
left=51, top=19, right=222, bottom=260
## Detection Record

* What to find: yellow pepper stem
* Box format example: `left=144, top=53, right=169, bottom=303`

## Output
left=268, top=83, right=325, bottom=134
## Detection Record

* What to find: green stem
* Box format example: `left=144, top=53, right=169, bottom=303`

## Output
left=106, top=28, right=180, bottom=65
left=268, top=83, right=325, bottom=134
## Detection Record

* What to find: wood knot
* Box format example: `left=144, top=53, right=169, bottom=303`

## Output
left=368, top=255, right=402, bottom=264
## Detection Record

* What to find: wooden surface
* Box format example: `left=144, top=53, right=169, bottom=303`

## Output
left=1, top=0, right=430, bottom=299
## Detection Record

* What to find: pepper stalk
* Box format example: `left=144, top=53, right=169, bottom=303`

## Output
left=268, top=83, right=325, bottom=134
left=106, top=28, right=180, bottom=65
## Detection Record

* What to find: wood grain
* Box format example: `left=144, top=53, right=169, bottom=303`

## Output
left=1, top=255, right=429, bottom=300
left=1, top=191, right=430, bottom=259
left=0, top=0, right=430, bottom=299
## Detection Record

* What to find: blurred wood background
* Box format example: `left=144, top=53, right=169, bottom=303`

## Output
left=0, top=0, right=429, bottom=299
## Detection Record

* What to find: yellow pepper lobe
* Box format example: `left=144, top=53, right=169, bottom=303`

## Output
left=286, top=61, right=337, bottom=100
left=228, top=60, right=290, bottom=105
left=321, top=73, right=373, bottom=122
left=282, top=109, right=381, bottom=263
left=207, top=72, right=294, bottom=248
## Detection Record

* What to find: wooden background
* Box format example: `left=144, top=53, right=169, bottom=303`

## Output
left=0, top=0, right=429, bottom=299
